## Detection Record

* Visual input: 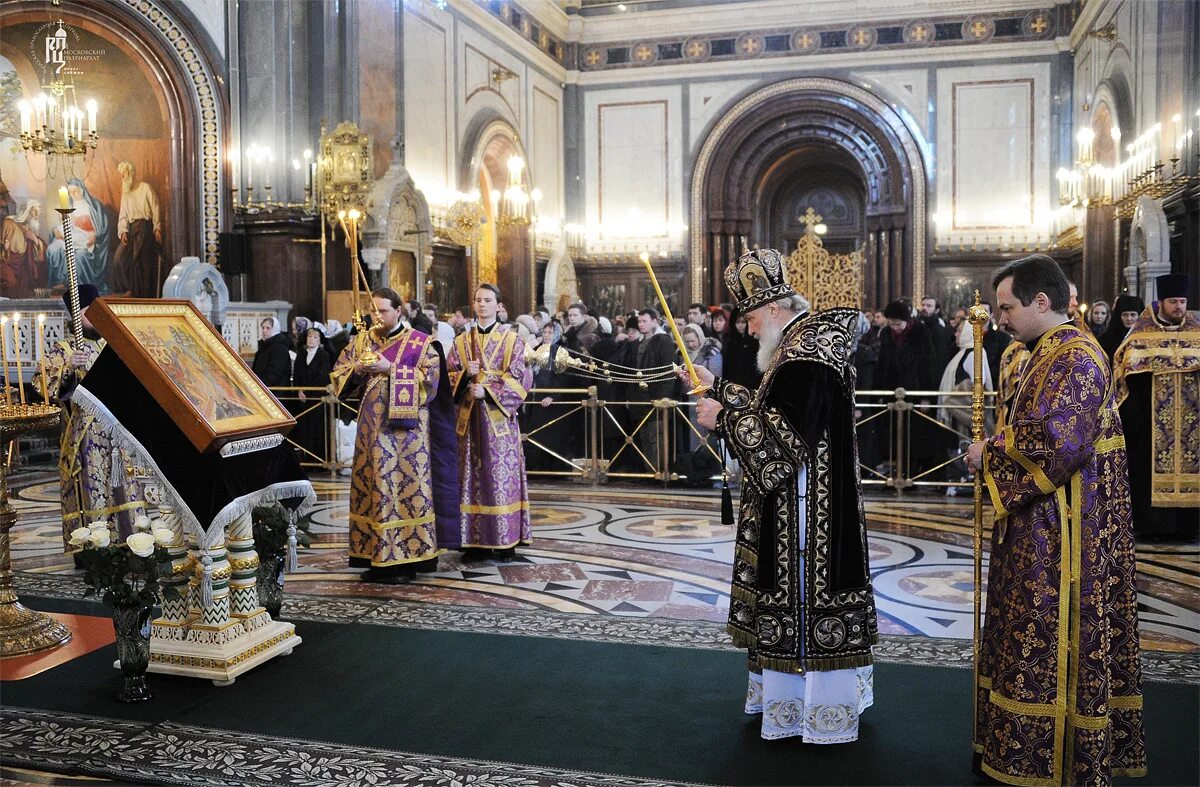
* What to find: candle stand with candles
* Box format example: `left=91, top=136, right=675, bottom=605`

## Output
left=0, top=401, right=71, bottom=656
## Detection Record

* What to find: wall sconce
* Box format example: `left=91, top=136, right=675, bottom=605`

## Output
left=491, top=66, right=517, bottom=86
left=1086, top=23, right=1116, bottom=42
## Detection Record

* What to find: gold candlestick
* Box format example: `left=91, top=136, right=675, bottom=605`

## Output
left=967, top=289, right=989, bottom=753
left=639, top=252, right=707, bottom=394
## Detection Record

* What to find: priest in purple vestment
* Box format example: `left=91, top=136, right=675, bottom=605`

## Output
left=447, top=284, right=531, bottom=560
left=330, top=288, right=444, bottom=584
left=967, top=255, right=1145, bottom=786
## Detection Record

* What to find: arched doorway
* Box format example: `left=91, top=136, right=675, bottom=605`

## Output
left=463, top=119, right=532, bottom=312
left=691, top=78, right=928, bottom=308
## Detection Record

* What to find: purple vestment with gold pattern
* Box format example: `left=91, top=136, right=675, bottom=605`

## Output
left=331, top=327, right=443, bottom=567
left=1112, top=307, right=1200, bottom=508
left=48, top=338, right=148, bottom=552
left=978, top=323, right=1145, bottom=786
left=447, top=325, right=531, bottom=549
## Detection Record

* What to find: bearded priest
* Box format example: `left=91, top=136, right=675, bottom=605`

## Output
left=691, top=248, right=877, bottom=743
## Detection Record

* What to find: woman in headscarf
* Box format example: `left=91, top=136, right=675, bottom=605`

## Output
left=682, top=323, right=723, bottom=452
left=252, top=316, right=293, bottom=387
left=722, top=312, right=762, bottom=390
left=291, top=327, right=333, bottom=459
left=1099, top=294, right=1144, bottom=362
left=49, top=179, right=112, bottom=293
left=522, top=321, right=567, bottom=471
left=938, top=318, right=994, bottom=434
left=323, top=318, right=350, bottom=362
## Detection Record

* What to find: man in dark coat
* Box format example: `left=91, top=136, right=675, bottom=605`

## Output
left=632, top=308, right=680, bottom=476
left=877, top=299, right=938, bottom=478
left=920, top=296, right=957, bottom=370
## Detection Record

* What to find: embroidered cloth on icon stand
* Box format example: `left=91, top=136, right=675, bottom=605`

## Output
left=74, top=347, right=313, bottom=544
left=979, top=323, right=1145, bottom=786
left=45, top=337, right=149, bottom=550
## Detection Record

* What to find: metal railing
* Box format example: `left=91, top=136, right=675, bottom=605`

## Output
left=268, top=385, right=996, bottom=492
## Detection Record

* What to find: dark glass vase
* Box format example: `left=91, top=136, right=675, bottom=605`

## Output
left=256, top=554, right=286, bottom=618
left=110, top=602, right=153, bottom=703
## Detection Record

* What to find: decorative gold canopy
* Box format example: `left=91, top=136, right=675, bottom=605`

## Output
left=782, top=208, right=864, bottom=310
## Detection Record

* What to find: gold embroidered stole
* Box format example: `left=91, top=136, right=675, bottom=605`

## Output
left=454, top=328, right=519, bottom=437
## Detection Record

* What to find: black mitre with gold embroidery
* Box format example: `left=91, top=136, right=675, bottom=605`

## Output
left=724, top=248, right=794, bottom=315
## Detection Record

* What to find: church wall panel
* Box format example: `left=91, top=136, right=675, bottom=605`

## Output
left=583, top=85, right=683, bottom=251
left=532, top=83, right=563, bottom=223
left=934, top=62, right=1052, bottom=245
left=357, top=0, right=399, bottom=179
left=403, top=9, right=452, bottom=194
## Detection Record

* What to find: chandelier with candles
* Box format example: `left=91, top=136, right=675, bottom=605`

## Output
left=16, top=21, right=100, bottom=178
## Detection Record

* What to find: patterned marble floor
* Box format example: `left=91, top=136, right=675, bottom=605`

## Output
left=8, top=469, right=1199, bottom=652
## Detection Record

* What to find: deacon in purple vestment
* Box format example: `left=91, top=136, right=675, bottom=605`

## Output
left=967, top=256, right=1144, bottom=786
left=447, top=284, right=531, bottom=557
left=330, top=288, right=443, bottom=584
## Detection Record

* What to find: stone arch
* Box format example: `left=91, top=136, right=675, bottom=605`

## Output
left=690, top=77, right=928, bottom=306
left=460, top=115, right=533, bottom=310
left=1, top=0, right=229, bottom=268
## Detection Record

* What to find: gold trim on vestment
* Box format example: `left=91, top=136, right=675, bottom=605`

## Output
left=63, top=499, right=147, bottom=523
left=459, top=538, right=531, bottom=549
left=349, top=512, right=436, bottom=532
left=1108, top=694, right=1143, bottom=709
left=981, top=760, right=1056, bottom=787
left=1004, top=425, right=1057, bottom=495
left=460, top=501, right=529, bottom=515
left=347, top=548, right=446, bottom=567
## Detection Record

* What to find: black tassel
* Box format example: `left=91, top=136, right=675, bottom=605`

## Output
left=720, top=439, right=734, bottom=526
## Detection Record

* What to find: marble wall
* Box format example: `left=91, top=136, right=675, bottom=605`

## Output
left=403, top=0, right=567, bottom=225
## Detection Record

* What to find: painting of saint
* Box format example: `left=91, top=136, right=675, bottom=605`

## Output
left=1, top=199, right=45, bottom=297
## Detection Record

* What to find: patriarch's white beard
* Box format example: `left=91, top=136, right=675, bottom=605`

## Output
left=756, top=320, right=783, bottom=372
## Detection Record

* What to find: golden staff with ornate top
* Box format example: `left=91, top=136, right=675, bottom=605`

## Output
left=967, top=289, right=989, bottom=747
left=639, top=252, right=708, bottom=395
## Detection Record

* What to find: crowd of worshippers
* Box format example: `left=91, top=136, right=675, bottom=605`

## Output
left=250, top=276, right=1198, bottom=543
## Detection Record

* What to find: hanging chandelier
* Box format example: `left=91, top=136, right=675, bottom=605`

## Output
left=16, top=21, right=100, bottom=178
left=496, top=154, right=531, bottom=228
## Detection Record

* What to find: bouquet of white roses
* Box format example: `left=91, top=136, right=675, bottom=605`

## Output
left=71, top=516, right=175, bottom=608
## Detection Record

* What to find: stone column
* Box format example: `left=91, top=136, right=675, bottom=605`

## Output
left=226, top=511, right=267, bottom=630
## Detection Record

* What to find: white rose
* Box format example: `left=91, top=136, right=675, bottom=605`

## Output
left=89, top=529, right=111, bottom=548
left=133, top=514, right=152, bottom=532
left=69, top=527, right=91, bottom=546
left=152, top=528, right=175, bottom=548
left=126, top=532, right=156, bottom=558
left=87, top=519, right=109, bottom=532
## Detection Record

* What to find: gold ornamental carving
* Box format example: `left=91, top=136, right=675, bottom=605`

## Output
left=317, top=121, right=374, bottom=219
left=1, top=403, right=72, bottom=656
left=783, top=208, right=863, bottom=310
